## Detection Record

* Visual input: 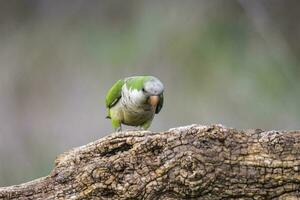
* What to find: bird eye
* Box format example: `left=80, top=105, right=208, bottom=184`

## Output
left=142, top=88, right=146, bottom=92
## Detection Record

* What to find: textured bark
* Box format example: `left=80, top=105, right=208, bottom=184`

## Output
left=1, top=124, right=300, bottom=200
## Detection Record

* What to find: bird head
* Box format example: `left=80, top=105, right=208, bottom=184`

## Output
left=142, top=77, right=164, bottom=106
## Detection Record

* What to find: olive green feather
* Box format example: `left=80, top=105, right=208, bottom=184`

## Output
left=125, top=76, right=151, bottom=90
left=105, top=79, right=125, bottom=118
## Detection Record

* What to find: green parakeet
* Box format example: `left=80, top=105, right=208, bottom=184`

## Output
left=105, top=76, right=164, bottom=131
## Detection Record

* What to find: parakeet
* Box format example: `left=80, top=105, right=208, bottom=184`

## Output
left=105, top=76, right=164, bottom=131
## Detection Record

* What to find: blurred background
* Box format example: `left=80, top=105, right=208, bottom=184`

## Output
left=0, top=0, right=300, bottom=186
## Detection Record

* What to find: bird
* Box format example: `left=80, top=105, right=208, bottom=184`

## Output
left=105, top=76, right=164, bottom=131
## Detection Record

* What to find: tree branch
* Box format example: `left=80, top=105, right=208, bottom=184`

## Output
left=1, top=124, right=300, bottom=199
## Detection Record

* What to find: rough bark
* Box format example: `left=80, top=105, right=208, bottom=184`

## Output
left=0, top=124, right=300, bottom=200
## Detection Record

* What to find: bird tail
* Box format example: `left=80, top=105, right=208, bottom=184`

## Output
left=106, top=107, right=111, bottom=119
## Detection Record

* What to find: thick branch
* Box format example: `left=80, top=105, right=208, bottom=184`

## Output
left=1, top=124, right=300, bottom=199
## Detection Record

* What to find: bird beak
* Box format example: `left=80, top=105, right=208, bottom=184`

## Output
left=148, top=95, right=159, bottom=106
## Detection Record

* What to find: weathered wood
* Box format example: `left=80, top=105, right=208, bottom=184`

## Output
left=0, top=124, right=300, bottom=199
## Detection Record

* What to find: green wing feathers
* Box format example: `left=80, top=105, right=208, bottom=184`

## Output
left=105, top=79, right=125, bottom=117
left=155, top=93, right=164, bottom=114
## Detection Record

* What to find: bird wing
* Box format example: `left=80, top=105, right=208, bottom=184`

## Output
left=105, top=79, right=125, bottom=117
left=155, top=93, right=164, bottom=114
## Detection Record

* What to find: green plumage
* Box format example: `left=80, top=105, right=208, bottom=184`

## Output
left=125, top=76, right=150, bottom=90
left=105, top=79, right=124, bottom=118
left=105, top=76, right=164, bottom=131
